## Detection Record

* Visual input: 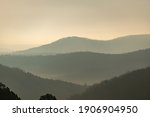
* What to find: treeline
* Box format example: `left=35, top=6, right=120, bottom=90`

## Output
left=0, top=82, right=20, bottom=100
left=0, top=82, right=57, bottom=100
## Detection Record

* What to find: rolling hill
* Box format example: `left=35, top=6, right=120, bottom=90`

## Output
left=70, top=67, right=150, bottom=100
left=0, top=49, right=150, bottom=85
left=0, top=64, right=85, bottom=99
left=15, top=34, right=150, bottom=55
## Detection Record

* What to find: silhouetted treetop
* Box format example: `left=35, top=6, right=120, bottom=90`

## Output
left=39, top=94, right=56, bottom=100
left=0, top=82, right=20, bottom=100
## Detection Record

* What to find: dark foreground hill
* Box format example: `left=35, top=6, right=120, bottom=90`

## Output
left=0, top=64, right=85, bottom=99
left=16, top=34, right=150, bottom=55
left=70, top=67, right=150, bottom=100
left=0, top=82, right=20, bottom=100
left=0, top=49, right=150, bottom=84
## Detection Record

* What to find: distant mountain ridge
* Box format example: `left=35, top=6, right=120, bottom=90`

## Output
left=70, top=67, right=150, bottom=100
left=1, top=48, right=150, bottom=85
left=0, top=64, right=85, bottom=99
left=15, top=34, right=150, bottom=55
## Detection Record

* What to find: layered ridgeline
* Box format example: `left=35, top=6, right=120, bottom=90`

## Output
left=15, top=34, right=150, bottom=55
left=0, top=82, right=20, bottom=100
left=0, top=49, right=150, bottom=85
left=0, top=64, right=85, bottom=99
left=70, top=67, right=150, bottom=100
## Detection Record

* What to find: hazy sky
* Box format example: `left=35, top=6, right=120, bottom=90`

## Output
left=0, top=0, right=150, bottom=50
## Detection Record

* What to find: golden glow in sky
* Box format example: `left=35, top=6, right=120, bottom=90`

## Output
left=0, top=0, right=150, bottom=50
